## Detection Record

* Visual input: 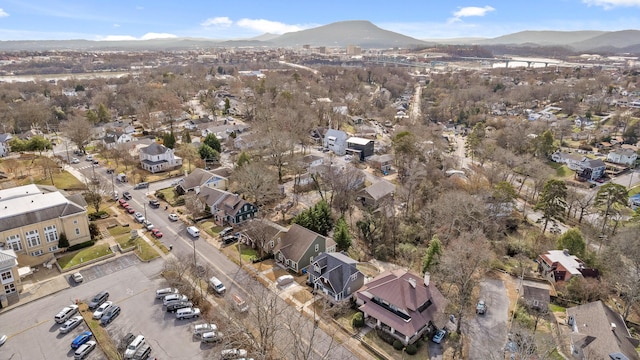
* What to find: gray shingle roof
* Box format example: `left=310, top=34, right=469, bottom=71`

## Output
left=363, top=180, right=395, bottom=201
left=181, top=168, right=216, bottom=191
left=274, top=224, right=336, bottom=263
left=140, top=142, right=168, bottom=155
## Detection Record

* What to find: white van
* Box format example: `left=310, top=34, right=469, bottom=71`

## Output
left=124, top=335, right=145, bottom=359
left=187, top=226, right=200, bottom=238
left=209, top=276, right=226, bottom=295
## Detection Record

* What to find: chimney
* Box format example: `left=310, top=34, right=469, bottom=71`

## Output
left=424, top=272, right=430, bottom=287
left=611, top=323, right=617, bottom=332
left=408, top=278, right=416, bottom=288
left=563, top=249, right=570, bottom=256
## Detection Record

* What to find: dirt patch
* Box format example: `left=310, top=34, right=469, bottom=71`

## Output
left=292, top=289, right=313, bottom=304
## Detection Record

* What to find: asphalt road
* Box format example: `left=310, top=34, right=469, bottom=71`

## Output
left=464, top=279, right=509, bottom=360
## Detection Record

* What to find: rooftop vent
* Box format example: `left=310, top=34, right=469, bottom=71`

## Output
left=424, top=272, right=430, bottom=287
left=563, top=249, right=570, bottom=256
left=407, top=278, right=416, bottom=288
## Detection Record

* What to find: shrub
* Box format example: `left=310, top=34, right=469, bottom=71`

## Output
left=88, top=210, right=109, bottom=221
left=393, top=340, right=404, bottom=351
left=67, top=240, right=95, bottom=251
left=88, top=223, right=100, bottom=240
left=58, top=233, right=69, bottom=248
left=156, top=192, right=166, bottom=200
left=405, top=343, right=417, bottom=355
left=352, top=312, right=364, bottom=328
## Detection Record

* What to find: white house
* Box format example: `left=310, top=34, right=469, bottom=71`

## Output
left=323, top=129, right=348, bottom=156
left=0, top=133, right=12, bottom=157
left=607, top=149, right=637, bottom=166
left=139, top=142, right=183, bottom=173
left=102, top=131, right=134, bottom=148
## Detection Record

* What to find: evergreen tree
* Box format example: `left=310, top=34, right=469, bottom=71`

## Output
left=534, top=179, right=567, bottom=233
left=85, top=109, right=98, bottom=124
left=292, top=200, right=333, bottom=236
left=422, top=235, right=442, bottom=274
left=203, top=133, right=222, bottom=152
left=182, top=129, right=192, bottom=144
left=557, top=229, right=586, bottom=257
left=97, top=103, right=110, bottom=123
left=58, top=233, right=69, bottom=248
left=198, top=144, right=219, bottom=161
left=163, top=131, right=176, bottom=149
left=333, top=217, right=352, bottom=251
left=237, top=151, right=251, bottom=167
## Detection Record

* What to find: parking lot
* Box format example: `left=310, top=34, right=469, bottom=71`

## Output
left=0, top=259, right=225, bottom=360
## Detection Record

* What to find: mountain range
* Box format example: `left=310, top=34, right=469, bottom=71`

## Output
left=0, top=20, right=639, bottom=54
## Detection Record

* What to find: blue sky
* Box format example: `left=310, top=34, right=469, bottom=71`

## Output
left=0, top=0, right=638, bottom=41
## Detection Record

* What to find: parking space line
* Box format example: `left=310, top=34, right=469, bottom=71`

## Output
left=9, top=318, right=50, bottom=338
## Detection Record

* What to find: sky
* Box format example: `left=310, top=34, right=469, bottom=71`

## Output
left=0, top=0, right=639, bottom=41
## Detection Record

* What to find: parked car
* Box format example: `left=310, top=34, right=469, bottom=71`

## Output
left=106, top=168, right=115, bottom=174
left=71, top=158, right=80, bottom=164
left=168, top=213, right=179, bottom=222
left=155, top=287, right=179, bottom=299
left=124, top=335, right=146, bottom=359
left=193, top=323, right=218, bottom=337
left=85, top=155, right=93, bottom=161
left=167, top=301, right=193, bottom=312
left=0, top=334, right=6, bottom=346
left=119, top=199, right=129, bottom=207
left=133, top=182, right=149, bottom=190
left=122, top=191, right=132, bottom=200
left=222, top=235, right=238, bottom=246
left=74, top=340, right=96, bottom=360
left=166, top=301, right=193, bottom=313
left=208, top=276, right=226, bottom=295
left=219, top=227, right=234, bottom=237
left=59, top=316, right=84, bottom=334
left=201, top=331, right=223, bottom=343
left=100, top=304, right=121, bottom=325
left=432, top=329, right=446, bottom=344
left=125, top=206, right=136, bottom=214
left=176, top=307, right=200, bottom=320
left=88, top=291, right=110, bottom=310
left=55, top=304, right=79, bottom=324
left=93, top=301, right=113, bottom=319
left=163, top=294, right=188, bottom=306
left=72, top=272, right=84, bottom=283
left=232, top=294, right=249, bottom=313
left=151, top=229, right=163, bottom=238
left=221, top=348, right=247, bottom=359
left=148, top=199, right=160, bottom=208
left=71, top=331, right=93, bottom=349
left=132, top=344, right=152, bottom=360
left=476, top=299, right=487, bottom=315
left=143, top=220, right=154, bottom=231
left=276, top=274, right=294, bottom=287
left=134, top=212, right=145, bottom=223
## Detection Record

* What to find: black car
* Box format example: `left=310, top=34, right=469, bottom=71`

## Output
left=222, top=235, right=238, bottom=246
left=88, top=291, right=110, bottom=310
left=122, top=192, right=132, bottom=200
left=166, top=301, right=193, bottom=313
left=148, top=199, right=160, bottom=208
left=100, top=305, right=120, bottom=325
left=106, top=169, right=115, bottom=174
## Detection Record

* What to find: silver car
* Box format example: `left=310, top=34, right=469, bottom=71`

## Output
left=59, top=316, right=84, bottom=334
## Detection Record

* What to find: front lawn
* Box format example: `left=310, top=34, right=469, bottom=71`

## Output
left=116, top=236, right=159, bottom=261
left=237, top=244, right=258, bottom=263
left=157, top=188, right=180, bottom=206
left=33, top=170, right=86, bottom=190
left=629, top=186, right=640, bottom=197
left=548, top=303, right=566, bottom=313
left=363, top=329, right=430, bottom=359
left=554, top=165, right=575, bottom=178
left=57, top=243, right=113, bottom=269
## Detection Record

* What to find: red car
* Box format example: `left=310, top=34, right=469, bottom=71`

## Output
left=151, top=229, right=163, bottom=238
left=119, top=200, right=129, bottom=207
left=124, top=206, right=135, bottom=214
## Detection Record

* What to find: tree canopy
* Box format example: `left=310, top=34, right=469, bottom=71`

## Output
left=292, top=200, right=333, bottom=236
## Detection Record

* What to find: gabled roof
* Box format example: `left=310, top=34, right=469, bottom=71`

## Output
left=274, top=224, right=336, bottom=263
left=0, top=249, right=18, bottom=270
left=197, top=186, right=228, bottom=207
left=357, top=269, right=447, bottom=337
left=567, top=301, right=639, bottom=360
left=325, top=129, right=347, bottom=140
left=584, top=158, right=606, bottom=168
left=312, top=252, right=362, bottom=294
left=362, top=180, right=395, bottom=201
left=140, top=142, right=169, bottom=155
left=181, top=168, right=217, bottom=191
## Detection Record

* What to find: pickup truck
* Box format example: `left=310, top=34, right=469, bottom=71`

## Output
left=232, top=294, right=249, bottom=313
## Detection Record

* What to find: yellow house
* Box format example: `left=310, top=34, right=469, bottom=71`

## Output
left=0, top=184, right=91, bottom=267
left=0, top=249, right=21, bottom=304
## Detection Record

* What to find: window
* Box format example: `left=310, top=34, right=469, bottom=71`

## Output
left=26, top=230, right=41, bottom=248
left=270, top=240, right=274, bottom=248
left=75, top=228, right=80, bottom=235
left=1, top=270, right=13, bottom=282
left=314, top=263, right=321, bottom=273
left=350, top=273, right=358, bottom=282
left=73, top=219, right=78, bottom=225
left=310, top=256, right=313, bottom=264
left=315, top=244, right=319, bottom=252
left=6, top=234, right=22, bottom=251
left=44, top=225, right=58, bottom=243
left=31, top=250, right=43, bottom=256
left=49, top=245, right=59, bottom=252
left=4, top=283, right=16, bottom=294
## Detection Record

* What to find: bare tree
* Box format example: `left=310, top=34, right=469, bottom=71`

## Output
left=231, top=162, right=281, bottom=207
left=61, top=115, right=93, bottom=153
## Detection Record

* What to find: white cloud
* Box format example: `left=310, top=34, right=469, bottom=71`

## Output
left=113, top=24, right=120, bottom=28
left=450, top=5, right=495, bottom=22
left=0, top=8, right=9, bottom=17
left=99, top=32, right=177, bottom=41
left=140, top=32, right=177, bottom=40
left=583, top=0, right=640, bottom=8
left=201, top=16, right=233, bottom=27
left=236, top=18, right=304, bottom=34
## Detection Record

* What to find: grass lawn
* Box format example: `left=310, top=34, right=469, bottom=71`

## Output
left=134, top=238, right=160, bottom=261
left=202, top=222, right=220, bottom=237
left=548, top=303, right=566, bottom=313
left=237, top=244, right=258, bottom=263
left=157, top=188, right=180, bottom=206
left=334, top=308, right=358, bottom=333
left=108, top=225, right=131, bottom=237
left=57, top=244, right=113, bottom=269
left=629, top=186, right=640, bottom=197
left=77, top=303, right=120, bottom=360
left=33, top=170, right=86, bottom=190
left=548, top=162, right=575, bottom=178
left=149, top=236, right=170, bottom=254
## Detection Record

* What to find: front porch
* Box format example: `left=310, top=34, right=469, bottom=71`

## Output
left=363, top=314, right=426, bottom=345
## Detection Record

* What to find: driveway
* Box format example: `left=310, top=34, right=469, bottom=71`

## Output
left=464, top=279, right=509, bottom=360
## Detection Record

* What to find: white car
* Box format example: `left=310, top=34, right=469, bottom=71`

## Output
left=193, top=323, right=218, bottom=337
left=71, top=157, right=80, bottom=164
left=221, top=348, right=247, bottom=359
left=92, top=301, right=113, bottom=319
left=163, top=294, right=188, bottom=306
left=134, top=212, right=145, bottom=223
left=72, top=272, right=84, bottom=283
left=143, top=220, right=154, bottom=231
left=0, top=334, right=6, bottom=346
left=59, top=315, right=84, bottom=334
left=168, top=213, right=179, bottom=222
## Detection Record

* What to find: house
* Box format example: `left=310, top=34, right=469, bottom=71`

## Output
left=323, top=129, right=348, bottom=156
left=607, top=149, right=637, bottom=166
left=551, top=152, right=584, bottom=171
left=519, top=281, right=550, bottom=312
left=237, top=219, right=287, bottom=257
left=0, top=184, right=91, bottom=267
left=551, top=152, right=606, bottom=180
left=0, top=249, right=22, bottom=303
left=538, top=249, right=599, bottom=283
left=356, top=270, right=448, bottom=345
left=0, top=133, right=12, bottom=157
left=273, top=224, right=337, bottom=274
left=102, top=130, right=134, bottom=148
left=346, top=137, right=374, bottom=161
left=302, top=154, right=324, bottom=172
left=565, top=301, right=639, bottom=360
left=308, top=252, right=364, bottom=302
left=139, top=142, right=183, bottom=173
left=197, top=187, right=258, bottom=226
left=176, top=168, right=228, bottom=194
left=358, top=180, right=396, bottom=208
left=367, top=154, right=394, bottom=174
left=234, top=132, right=268, bottom=150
